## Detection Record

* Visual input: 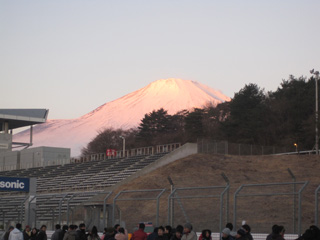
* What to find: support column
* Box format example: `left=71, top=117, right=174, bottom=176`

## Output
left=4, top=122, right=9, bottom=134
left=24, top=178, right=37, bottom=226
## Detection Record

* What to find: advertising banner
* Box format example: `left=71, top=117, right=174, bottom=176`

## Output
left=0, top=177, right=30, bottom=192
left=106, top=149, right=117, bottom=157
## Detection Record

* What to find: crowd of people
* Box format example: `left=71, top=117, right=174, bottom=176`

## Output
left=2, top=222, right=320, bottom=240
left=2, top=224, right=47, bottom=240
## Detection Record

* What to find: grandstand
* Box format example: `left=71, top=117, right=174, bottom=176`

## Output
left=0, top=148, right=182, bottom=226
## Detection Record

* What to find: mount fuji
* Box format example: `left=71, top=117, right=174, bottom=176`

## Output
left=13, top=78, right=230, bottom=156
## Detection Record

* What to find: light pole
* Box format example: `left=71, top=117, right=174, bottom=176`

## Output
left=311, top=69, right=320, bottom=155
left=120, top=136, right=125, bottom=157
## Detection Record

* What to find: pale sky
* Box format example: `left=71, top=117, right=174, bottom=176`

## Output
left=1, top=1, right=320, bottom=120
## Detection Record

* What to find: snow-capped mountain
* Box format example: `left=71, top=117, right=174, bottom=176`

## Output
left=13, top=78, right=230, bottom=156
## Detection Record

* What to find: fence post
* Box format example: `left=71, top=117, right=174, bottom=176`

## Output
left=315, top=185, right=320, bottom=227
left=220, top=185, right=230, bottom=240
left=58, top=194, right=69, bottom=225
left=156, top=189, right=166, bottom=226
left=103, top=192, right=113, bottom=229
left=67, top=194, right=76, bottom=225
left=221, top=173, right=230, bottom=223
left=112, top=192, right=122, bottom=226
left=28, top=195, right=37, bottom=226
left=287, top=168, right=296, bottom=234
left=233, top=185, right=243, bottom=229
left=225, top=141, right=228, bottom=155
left=2, top=211, right=4, bottom=229
left=298, top=181, right=309, bottom=236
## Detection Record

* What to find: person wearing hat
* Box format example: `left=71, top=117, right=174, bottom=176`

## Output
left=23, top=226, right=31, bottom=240
left=181, top=223, right=196, bottom=240
left=221, top=228, right=233, bottom=240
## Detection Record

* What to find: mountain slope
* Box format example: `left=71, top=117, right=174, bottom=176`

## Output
left=13, top=78, right=230, bottom=156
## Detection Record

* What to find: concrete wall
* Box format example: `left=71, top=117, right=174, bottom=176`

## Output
left=0, top=151, right=19, bottom=171
left=0, top=146, right=71, bottom=170
left=109, top=142, right=198, bottom=190
left=20, top=147, right=71, bottom=169
left=0, top=133, right=12, bottom=153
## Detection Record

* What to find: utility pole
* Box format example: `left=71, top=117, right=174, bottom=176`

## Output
left=311, top=69, right=319, bottom=155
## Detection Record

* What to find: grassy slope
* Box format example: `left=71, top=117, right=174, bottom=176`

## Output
left=103, top=154, right=319, bottom=234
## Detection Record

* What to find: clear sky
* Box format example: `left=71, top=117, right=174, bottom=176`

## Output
left=1, top=1, right=320, bottom=120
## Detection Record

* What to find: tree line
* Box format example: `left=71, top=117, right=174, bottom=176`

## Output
left=81, top=75, right=318, bottom=156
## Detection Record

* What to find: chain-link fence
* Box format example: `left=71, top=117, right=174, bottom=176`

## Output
left=168, top=185, right=229, bottom=233
left=198, top=139, right=296, bottom=155
left=233, top=182, right=309, bottom=235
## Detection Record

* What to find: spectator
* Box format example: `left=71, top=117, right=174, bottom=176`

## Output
left=61, top=226, right=69, bottom=240
left=309, top=225, right=320, bottom=240
left=242, top=225, right=253, bottom=240
left=170, top=229, right=182, bottom=240
left=266, top=225, right=278, bottom=240
left=271, top=226, right=285, bottom=240
left=226, top=223, right=236, bottom=238
left=222, top=228, right=233, bottom=240
left=30, top=228, right=38, bottom=240
left=103, top=228, right=115, bottom=240
left=147, top=228, right=158, bottom=240
left=115, top=228, right=127, bottom=240
left=76, top=224, right=87, bottom=240
left=23, top=226, right=31, bottom=240
left=155, top=226, right=168, bottom=240
left=199, top=230, right=211, bottom=240
left=63, top=225, right=77, bottom=240
left=164, top=226, right=172, bottom=240
left=36, top=225, right=47, bottom=240
left=3, top=226, right=14, bottom=240
left=101, top=228, right=108, bottom=240
left=181, top=223, right=197, bottom=240
left=236, top=229, right=247, bottom=240
left=114, top=225, right=120, bottom=235
left=51, top=225, right=62, bottom=240
left=132, top=223, right=147, bottom=240
left=88, top=226, right=100, bottom=240
left=9, top=223, right=23, bottom=240
left=175, top=227, right=183, bottom=237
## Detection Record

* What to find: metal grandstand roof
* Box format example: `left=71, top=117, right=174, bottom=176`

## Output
left=0, top=109, right=49, bottom=131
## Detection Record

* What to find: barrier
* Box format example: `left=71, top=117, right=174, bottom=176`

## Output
left=233, top=181, right=308, bottom=235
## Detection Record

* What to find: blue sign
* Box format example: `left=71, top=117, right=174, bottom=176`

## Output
left=0, top=177, right=30, bottom=192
